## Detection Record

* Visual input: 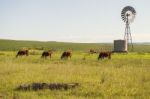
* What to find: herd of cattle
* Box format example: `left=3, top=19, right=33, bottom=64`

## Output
left=16, top=49, right=112, bottom=60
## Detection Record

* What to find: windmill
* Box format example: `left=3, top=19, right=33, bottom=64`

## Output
left=121, top=6, right=136, bottom=51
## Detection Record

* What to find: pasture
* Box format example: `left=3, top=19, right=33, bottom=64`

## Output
left=0, top=40, right=150, bottom=99
left=0, top=51, right=150, bottom=99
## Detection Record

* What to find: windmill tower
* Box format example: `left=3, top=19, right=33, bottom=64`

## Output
left=121, top=6, right=136, bottom=51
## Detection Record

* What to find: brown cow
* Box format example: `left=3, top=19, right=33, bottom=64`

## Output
left=61, top=51, right=72, bottom=59
left=41, top=50, right=52, bottom=58
left=16, top=50, right=29, bottom=57
left=98, top=52, right=112, bottom=60
left=89, top=49, right=97, bottom=54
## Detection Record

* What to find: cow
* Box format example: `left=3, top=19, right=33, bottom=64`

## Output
left=41, top=50, right=53, bottom=58
left=16, top=50, right=29, bottom=57
left=89, top=49, right=97, bottom=54
left=61, top=51, right=72, bottom=59
left=98, top=52, right=112, bottom=60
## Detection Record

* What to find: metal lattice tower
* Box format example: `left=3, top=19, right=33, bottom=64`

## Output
left=121, top=6, right=136, bottom=51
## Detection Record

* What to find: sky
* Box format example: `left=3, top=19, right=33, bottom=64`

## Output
left=0, top=0, right=149, bottom=43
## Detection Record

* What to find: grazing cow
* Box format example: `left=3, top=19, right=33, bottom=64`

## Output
left=61, top=51, right=72, bottom=59
left=41, top=50, right=52, bottom=58
left=98, top=52, right=112, bottom=60
left=16, top=50, right=29, bottom=57
left=89, top=49, right=97, bottom=54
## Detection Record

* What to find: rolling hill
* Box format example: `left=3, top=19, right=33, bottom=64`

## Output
left=0, top=39, right=150, bottom=52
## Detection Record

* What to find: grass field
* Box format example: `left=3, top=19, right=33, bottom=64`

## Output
left=0, top=39, right=150, bottom=99
left=0, top=39, right=150, bottom=53
left=0, top=51, right=150, bottom=99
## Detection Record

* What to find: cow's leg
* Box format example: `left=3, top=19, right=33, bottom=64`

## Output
left=108, top=55, right=111, bottom=59
left=98, top=56, right=100, bottom=60
left=61, top=56, right=64, bottom=60
left=45, top=55, right=47, bottom=59
left=16, top=54, right=18, bottom=58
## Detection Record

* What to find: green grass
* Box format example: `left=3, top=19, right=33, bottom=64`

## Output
left=0, top=51, right=150, bottom=99
left=0, top=39, right=150, bottom=53
left=0, top=39, right=112, bottom=51
left=0, top=39, right=150, bottom=98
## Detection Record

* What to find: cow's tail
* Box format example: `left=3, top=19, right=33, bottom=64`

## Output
left=108, top=54, right=111, bottom=59
left=70, top=54, right=72, bottom=58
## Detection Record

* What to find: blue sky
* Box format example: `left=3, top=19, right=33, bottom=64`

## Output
left=0, top=0, right=149, bottom=43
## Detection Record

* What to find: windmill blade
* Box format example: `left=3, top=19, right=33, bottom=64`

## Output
left=121, top=6, right=136, bottom=23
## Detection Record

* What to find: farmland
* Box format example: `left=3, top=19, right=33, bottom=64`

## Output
left=0, top=39, right=150, bottom=99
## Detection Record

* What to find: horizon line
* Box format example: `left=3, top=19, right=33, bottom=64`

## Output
left=0, top=38, right=150, bottom=44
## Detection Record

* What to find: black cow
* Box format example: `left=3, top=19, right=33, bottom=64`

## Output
left=98, top=52, right=112, bottom=60
left=41, top=50, right=52, bottom=58
left=61, top=51, right=72, bottom=59
left=16, top=50, right=29, bottom=57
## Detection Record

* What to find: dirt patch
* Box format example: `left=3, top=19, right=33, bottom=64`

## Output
left=15, top=83, right=79, bottom=91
